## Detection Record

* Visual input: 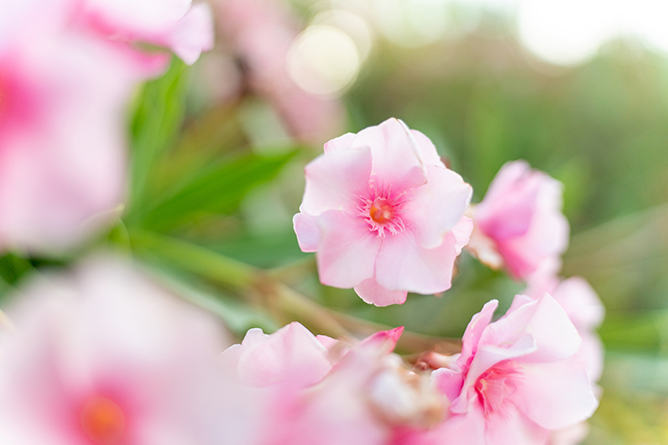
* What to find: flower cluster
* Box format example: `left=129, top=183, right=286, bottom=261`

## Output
left=0, top=0, right=212, bottom=253
left=0, top=257, right=598, bottom=445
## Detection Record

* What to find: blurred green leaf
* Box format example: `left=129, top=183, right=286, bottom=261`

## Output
left=128, top=58, right=189, bottom=218
left=0, top=253, right=32, bottom=286
left=137, top=150, right=297, bottom=231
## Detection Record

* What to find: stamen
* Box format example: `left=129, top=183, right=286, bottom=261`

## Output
left=80, top=397, right=125, bottom=444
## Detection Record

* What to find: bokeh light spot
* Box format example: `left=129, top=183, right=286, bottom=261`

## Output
left=287, top=25, right=360, bottom=96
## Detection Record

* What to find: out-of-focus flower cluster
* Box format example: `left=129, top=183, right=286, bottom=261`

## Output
left=0, top=0, right=213, bottom=253
left=0, top=256, right=599, bottom=445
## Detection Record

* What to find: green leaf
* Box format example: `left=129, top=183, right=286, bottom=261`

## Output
left=137, top=150, right=297, bottom=231
left=128, top=58, right=189, bottom=218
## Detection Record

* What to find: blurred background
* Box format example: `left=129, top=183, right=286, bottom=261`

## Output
left=2, top=0, right=668, bottom=443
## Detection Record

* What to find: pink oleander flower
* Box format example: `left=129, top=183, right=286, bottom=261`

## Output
left=293, top=118, right=473, bottom=306
left=0, top=2, right=133, bottom=253
left=467, top=161, right=569, bottom=280
left=73, top=0, right=214, bottom=74
left=523, top=260, right=605, bottom=383
left=430, top=294, right=598, bottom=445
left=213, top=0, right=344, bottom=144
left=0, top=256, right=257, bottom=445
left=221, top=322, right=446, bottom=445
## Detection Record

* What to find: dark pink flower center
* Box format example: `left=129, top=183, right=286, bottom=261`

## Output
left=358, top=187, right=406, bottom=237
left=474, top=361, right=521, bottom=416
left=369, top=197, right=395, bottom=224
left=80, top=396, right=126, bottom=444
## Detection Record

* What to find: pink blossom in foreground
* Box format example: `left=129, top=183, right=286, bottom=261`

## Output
left=430, top=294, right=598, bottom=445
left=73, top=0, right=214, bottom=75
left=222, top=323, right=446, bottom=445
left=0, top=257, right=257, bottom=445
left=293, top=118, right=473, bottom=306
left=467, top=161, right=569, bottom=280
left=213, top=0, right=344, bottom=143
left=523, top=260, right=605, bottom=383
left=0, top=2, right=132, bottom=253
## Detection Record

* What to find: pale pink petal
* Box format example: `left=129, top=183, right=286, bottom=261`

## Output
left=301, top=147, right=372, bottom=215
left=432, top=367, right=465, bottom=402
left=228, top=322, right=333, bottom=388
left=409, top=129, right=445, bottom=167
left=553, top=277, right=605, bottom=330
left=452, top=216, right=473, bottom=254
left=513, top=358, right=598, bottom=429
left=476, top=163, right=541, bottom=240
left=374, top=230, right=460, bottom=295
left=293, top=212, right=321, bottom=252
left=458, top=299, right=499, bottom=369
left=485, top=404, right=549, bottom=445
left=578, top=331, right=604, bottom=383
left=404, top=165, right=472, bottom=249
left=165, top=2, right=214, bottom=65
left=548, top=423, right=590, bottom=445
left=316, top=210, right=381, bottom=288
left=354, top=278, right=408, bottom=307
left=482, top=294, right=581, bottom=363
left=323, top=132, right=356, bottom=153
left=351, top=118, right=427, bottom=191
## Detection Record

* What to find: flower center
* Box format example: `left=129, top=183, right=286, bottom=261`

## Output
left=474, top=362, right=520, bottom=416
left=80, top=397, right=125, bottom=444
left=369, top=197, right=394, bottom=224
left=359, top=194, right=405, bottom=237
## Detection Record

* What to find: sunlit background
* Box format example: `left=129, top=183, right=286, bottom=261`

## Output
left=3, top=0, right=668, bottom=443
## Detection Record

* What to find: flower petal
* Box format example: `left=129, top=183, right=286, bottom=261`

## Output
left=374, top=230, right=460, bottom=295
left=316, top=210, right=381, bottom=288
left=293, top=212, right=321, bottom=252
left=351, top=118, right=427, bottom=191
left=354, top=278, right=408, bottom=307
left=484, top=404, right=549, bottom=445
left=481, top=293, right=581, bottom=363
left=513, top=358, right=598, bottom=429
left=404, top=165, right=472, bottom=249
left=301, top=147, right=372, bottom=215
left=225, top=322, right=333, bottom=388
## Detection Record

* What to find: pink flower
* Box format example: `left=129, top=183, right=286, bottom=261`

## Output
left=222, top=323, right=446, bottom=445
left=0, top=256, right=257, bottom=445
left=467, top=161, right=569, bottom=280
left=73, top=0, right=214, bottom=74
left=213, top=0, right=344, bottom=144
left=523, top=261, right=605, bottom=383
left=430, top=294, right=598, bottom=445
left=0, top=2, right=133, bottom=253
left=293, top=118, right=473, bottom=306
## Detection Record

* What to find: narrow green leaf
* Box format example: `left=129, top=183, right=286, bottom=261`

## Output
left=138, top=150, right=297, bottom=231
left=128, top=58, right=189, bottom=218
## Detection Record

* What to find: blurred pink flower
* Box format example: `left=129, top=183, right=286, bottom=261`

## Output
left=73, top=0, right=214, bottom=75
left=522, top=261, right=605, bottom=383
left=467, top=161, right=569, bottom=280
left=222, top=323, right=446, bottom=445
left=0, top=2, right=133, bottom=253
left=214, top=0, right=344, bottom=144
left=293, top=118, right=473, bottom=306
left=0, top=256, right=257, bottom=445
left=430, top=294, right=598, bottom=445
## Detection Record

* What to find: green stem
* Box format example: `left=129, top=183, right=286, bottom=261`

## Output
left=128, top=231, right=462, bottom=353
